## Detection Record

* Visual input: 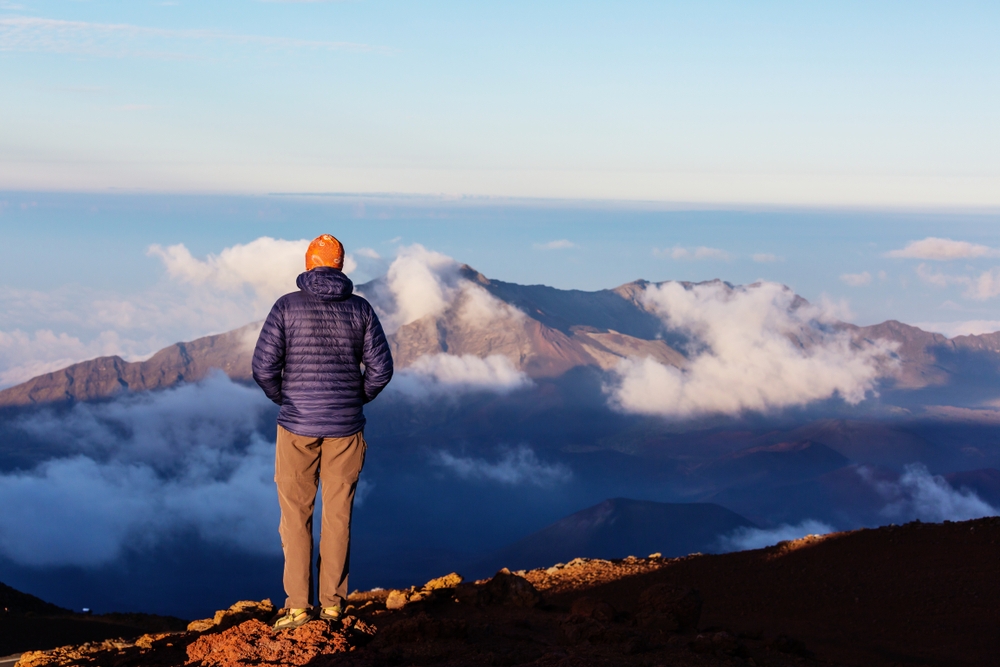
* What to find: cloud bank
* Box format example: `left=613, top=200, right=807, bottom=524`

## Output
left=362, top=244, right=531, bottom=396
left=718, top=520, right=835, bottom=552
left=606, top=281, right=894, bottom=418
left=391, top=354, right=530, bottom=398
left=433, top=446, right=571, bottom=487
left=148, top=237, right=360, bottom=311
left=0, top=375, right=282, bottom=567
left=861, top=464, right=999, bottom=523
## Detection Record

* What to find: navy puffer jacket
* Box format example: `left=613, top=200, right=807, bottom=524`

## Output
left=252, top=267, right=393, bottom=437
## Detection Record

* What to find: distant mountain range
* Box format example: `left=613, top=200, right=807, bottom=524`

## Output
left=2, top=267, right=1000, bottom=408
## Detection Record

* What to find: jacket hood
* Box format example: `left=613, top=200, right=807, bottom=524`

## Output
left=296, top=267, right=354, bottom=302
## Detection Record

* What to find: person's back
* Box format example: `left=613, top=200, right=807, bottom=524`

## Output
left=254, top=266, right=392, bottom=437
left=252, top=234, right=392, bottom=631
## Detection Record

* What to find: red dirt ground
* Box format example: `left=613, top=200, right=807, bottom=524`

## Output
left=12, top=516, right=1000, bottom=667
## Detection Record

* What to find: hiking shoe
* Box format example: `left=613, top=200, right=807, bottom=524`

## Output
left=319, top=605, right=342, bottom=622
left=273, top=607, right=311, bottom=631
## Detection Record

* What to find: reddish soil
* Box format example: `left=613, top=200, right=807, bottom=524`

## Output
left=12, top=517, right=1000, bottom=667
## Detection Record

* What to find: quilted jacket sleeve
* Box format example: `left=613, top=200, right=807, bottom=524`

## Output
left=361, top=304, right=393, bottom=403
left=252, top=301, right=287, bottom=405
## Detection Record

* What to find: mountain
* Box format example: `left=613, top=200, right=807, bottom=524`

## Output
left=2, top=268, right=1000, bottom=408
left=475, top=498, right=756, bottom=574
left=693, top=440, right=850, bottom=488
left=0, top=323, right=259, bottom=408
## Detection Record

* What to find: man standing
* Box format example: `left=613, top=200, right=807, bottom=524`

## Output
left=252, top=234, right=393, bottom=630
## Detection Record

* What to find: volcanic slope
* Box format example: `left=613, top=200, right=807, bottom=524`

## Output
left=12, top=517, right=1000, bottom=667
left=3, top=267, right=1000, bottom=407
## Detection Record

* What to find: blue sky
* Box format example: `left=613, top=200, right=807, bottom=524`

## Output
left=2, top=2, right=1000, bottom=388
left=2, top=1, right=999, bottom=206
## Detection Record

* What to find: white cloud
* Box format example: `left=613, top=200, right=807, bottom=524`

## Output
left=354, top=247, right=382, bottom=259
left=752, top=253, right=780, bottom=263
left=653, top=246, right=731, bottom=261
left=368, top=244, right=462, bottom=331
left=143, top=235, right=363, bottom=319
left=0, top=328, right=143, bottom=388
left=606, top=281, right=895, bottom=419
left=149, top=237, right=363, bottom=309
left=362, top=243, right=525, bottom=336
left=534, top=239, right=577, bottom=250
left=840, top=271, right=872, bottom=287
left=433, top=446, right=571, bottom=487
left=915, top=264, right=1000, bottom=301
left=391, top=354, right=531, bottom=398
left=0, top=16, right=380, bottom=58
left=0, top=375, right=281, bottom=567
left=885, top=237, right=1000, bottom=261
left=718, top=520, right=835, bottom=552
left=861, top=464, right=999, bottom=523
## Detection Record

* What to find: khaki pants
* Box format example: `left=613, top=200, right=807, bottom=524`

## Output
left=274, top=425, right=367, bottom=609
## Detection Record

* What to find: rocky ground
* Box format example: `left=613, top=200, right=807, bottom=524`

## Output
left=9, top=516, right=1000, bottom=667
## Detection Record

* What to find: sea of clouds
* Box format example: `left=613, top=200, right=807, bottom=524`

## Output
left=0, top=374, right=282, bottom=567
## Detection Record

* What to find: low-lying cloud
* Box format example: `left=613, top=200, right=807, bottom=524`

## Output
left=607, top=281, right=894, bottom=419
left=391, top=354, right=531, bottom=398
left=0, top=375, right=283, bottom=567
left=433, top=446, right=571, bottom=487
left=861, top=464, right=999, bottom=523
left=718, top=520, right=835, bottom=552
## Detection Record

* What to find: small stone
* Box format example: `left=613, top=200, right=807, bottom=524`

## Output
left=648, top=552, right=662, bottom=559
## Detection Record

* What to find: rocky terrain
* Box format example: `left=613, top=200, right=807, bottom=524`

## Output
left=7, top=516, right=1000, bottom=667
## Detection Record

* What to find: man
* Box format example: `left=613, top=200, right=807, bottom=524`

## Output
left=252, top=234, right=393, bottom=630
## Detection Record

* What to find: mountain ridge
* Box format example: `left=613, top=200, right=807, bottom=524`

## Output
left=1, top=270, right=997, bottom=408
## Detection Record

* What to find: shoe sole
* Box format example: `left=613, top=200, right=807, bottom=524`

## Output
left=273, top=616, right=311, bottom=632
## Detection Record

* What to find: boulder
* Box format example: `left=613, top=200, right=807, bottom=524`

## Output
left=478, top=569, right=542, bottom=608
left=423, top=572, right=463, bottom=590
left=187, top=599, right=276, bottom=633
